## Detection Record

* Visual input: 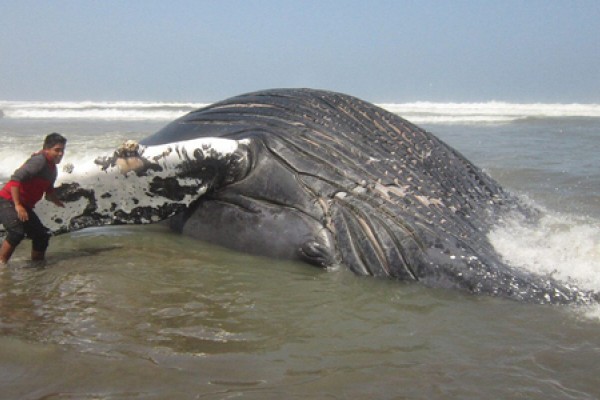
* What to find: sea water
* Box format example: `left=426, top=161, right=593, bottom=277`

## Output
left=1, top=100, right=599, bottom=399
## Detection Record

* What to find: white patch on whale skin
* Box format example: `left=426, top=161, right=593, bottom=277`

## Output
left=35, top=137, right=250, bottom=234
left=414, top=195, right=444, bottom=208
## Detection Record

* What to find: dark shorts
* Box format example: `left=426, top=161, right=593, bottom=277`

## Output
left=0, top=197, right=50, bottom=251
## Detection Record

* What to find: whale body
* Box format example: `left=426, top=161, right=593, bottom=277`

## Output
left=141, top=89, right=595, bottom=304
left=3, top=89, right=596, bottom=304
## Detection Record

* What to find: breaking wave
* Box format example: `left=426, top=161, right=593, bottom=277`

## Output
left=0, top=101, right=207, bottom=121
left=380, top=101, right=600, bottom=124
left=489, top=205, right=600, bottom=319
left=490, top=211, right=600, bottom=292
left=1, top=100, right=600, bottom=124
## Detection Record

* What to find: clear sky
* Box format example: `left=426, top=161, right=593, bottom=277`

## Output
left=1, top=0, right=599, bottom=103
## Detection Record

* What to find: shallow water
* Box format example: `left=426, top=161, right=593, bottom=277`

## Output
left=1, top=114, right=600, bottom=399
left=2, top=225, right=599, bottom=399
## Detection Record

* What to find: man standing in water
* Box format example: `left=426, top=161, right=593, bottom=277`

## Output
left=0, top=133, right=66, bottom=264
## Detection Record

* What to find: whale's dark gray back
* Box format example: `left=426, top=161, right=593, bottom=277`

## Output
left=143, top=89, right=595, bottom=304
left=145, top=88, right=509, bottom=219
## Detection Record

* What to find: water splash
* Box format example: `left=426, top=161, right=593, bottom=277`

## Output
left=490, top=211, right=600, bottom=290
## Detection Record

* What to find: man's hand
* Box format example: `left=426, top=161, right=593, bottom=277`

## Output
left=15, top=204, right=29, bottom=221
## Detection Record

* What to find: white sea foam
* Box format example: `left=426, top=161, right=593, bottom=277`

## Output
left=489, top=205, right=600, bottom=315
left=2, top=100, right=600, bottom=124
left=489, top=206, right=600, bottom=319
left=0, top=101, right=207, bottom=121
left=380, top=101, right=600, bottom=124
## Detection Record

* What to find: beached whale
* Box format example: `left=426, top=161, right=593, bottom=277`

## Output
left=3, top=89, right=597, bottom=304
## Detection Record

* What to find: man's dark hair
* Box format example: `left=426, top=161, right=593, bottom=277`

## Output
left=43, top=132, right=67, bottom=149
